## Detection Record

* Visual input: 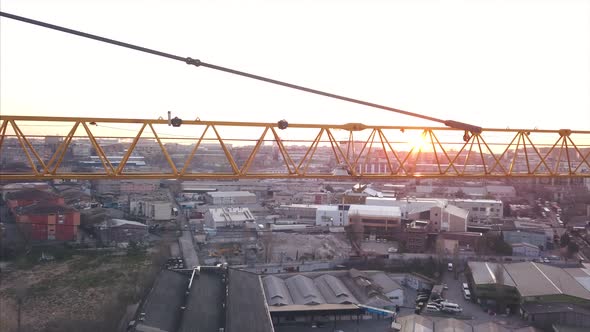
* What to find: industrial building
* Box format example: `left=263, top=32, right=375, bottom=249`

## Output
left=226, top=269, right=411, bottom=331
left=520, top=303, right=590, bottom=331
left=397, top=314, right=433, bottom=332
left=502, top=229, right=547, bottom=250
left=467, top=261, right=590, bottom=329
left=435, top=318, right=473, bottom=332
left=450, top=199, right=503, bottom=223
left=5, top=189, right=64, bottom=210
left=205, top=207, right=255, bottom=228
left=315, top=204, right=350, bottom=226
left=510, top=242, right=540, bottom=257
left=396, top=315, right=538, bottom=332
left=15, top=202, right=80, bottom=241
left=0, top=182, right=51, bottom=200
left=349, top=205, right=402, bottom=234
left=134, top=269, right=187, bottom=332
left=276, top=204, right=322, bottom=220
left=369, top=272, right=404, bottom=306
left=96, top=218, right=148, bottom=245
left=366, top=197, right=469, bottom=232
left=205, top=191, right=257, bottom=205
left=129, top=194, right=174, bottom=221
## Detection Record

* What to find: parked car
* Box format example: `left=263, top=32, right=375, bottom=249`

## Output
left=441, top=302, right=463, bottom=314
left=416, top=296, right=429, bottom=303
left=463, top=289, right=472, bottom=300
left=426, top=304, right=440, bottom=312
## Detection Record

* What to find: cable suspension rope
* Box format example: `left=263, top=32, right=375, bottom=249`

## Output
left=0, top=11, right=482, bottom=134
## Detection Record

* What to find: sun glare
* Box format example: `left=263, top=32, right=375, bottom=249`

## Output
left=407, top=132, right=428, bottom=151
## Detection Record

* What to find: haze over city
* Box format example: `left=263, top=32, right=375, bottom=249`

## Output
left=1, top=2, right=590, bottom=332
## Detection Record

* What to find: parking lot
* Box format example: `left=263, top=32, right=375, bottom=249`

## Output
left=425, top=268, right=529, bottom=328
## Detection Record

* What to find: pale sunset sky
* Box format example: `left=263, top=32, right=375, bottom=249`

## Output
left=1, top=0, right=589, bottom=143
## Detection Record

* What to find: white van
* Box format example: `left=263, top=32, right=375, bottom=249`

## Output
left=426, top=304, right=440, bottom=312
left=447, top=263, right=453, bottom=271
left=462, top=283, right=469, bottom=290
left=463, top=289, right=471, bottom=300
left=441, top=302, right=462, bottom=313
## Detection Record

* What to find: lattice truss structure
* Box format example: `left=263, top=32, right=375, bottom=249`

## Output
left=1, top=116, right=589, bottom=180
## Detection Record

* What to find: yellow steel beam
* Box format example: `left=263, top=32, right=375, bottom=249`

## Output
left=1, top=115, right=589, bottom=180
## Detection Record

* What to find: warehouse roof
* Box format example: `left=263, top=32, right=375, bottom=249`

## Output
left=370, top=272, right=402, bottom=294
left=434, top=318, right=473, bottom=332
left=314, top=274, right=358, bottom=304
left=564, top=267, right=590, bottom=293
left=285, top=275, right=326, bottom=305
left=262, top=275, right=293, bottom=306
left=105, top=219, right=147, bottom=228
left=208, top=191, right=255, bottom=197
left=208, top=207, right=255, bottom=223
left=472, top=322, right=510, bottom=332
left=444, top=204, right=470, bottom=219
left=520, top=302, right=590, bottom=315
left=467, top=262, right=516, bottom=287
left=135, top=270, right=187, bottom=332
left=17, top=202, right=77, bottom=215
left=397, top=314, right=433, bottom=332
left=504, top=262, right=590, bottom=300
left=349, top=205, right=401, bottom=218
left=512, top=327, right=543, bottom=332
left=510, top=242, right=539, bottom=249
left=5, top=189, right=58, bottom=201
left=226, top=269, right=274, bottom=332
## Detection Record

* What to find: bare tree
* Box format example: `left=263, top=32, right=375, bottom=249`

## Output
left=345, top=213, right=364, bottom=256
left=260, top=231, right=273, bottom=263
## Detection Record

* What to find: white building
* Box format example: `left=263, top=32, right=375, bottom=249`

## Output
left=129, top=195, right=173, bottom=221
left=205, top=191, right=257, bottom=205
left=315, top=205, right=350, bottom=227
left=366, top=197, right=468, bottom=232
left=449, top=199, right=503, bottom=223
left=205, top=207, right=255, bottom=228
left=511, top=242, right=540, bottom=257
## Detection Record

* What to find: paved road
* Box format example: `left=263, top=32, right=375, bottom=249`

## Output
left=179, top=230, right=200, bottom=268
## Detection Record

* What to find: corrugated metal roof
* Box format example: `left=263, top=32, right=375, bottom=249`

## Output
left=208, top=191, right=255, bottom=197
left=285, top=275, right=326, bottom=305
left=369, top=272, right=402, bottom=294
left=314, top=274, right=358, bottom=304
left=107, top=219, right=147, bottom=228
left=444, top=204, right=469, bottom=219
left=434, top=318, right=473, bottom=332
left=397, top=314, right=433, bottom=332
left=505, top=262, right=590, bottom=300
left=467, top=262, right=516, bottom=287
left=472, top=322, right=510, bottom=332
left=262, top=275, right=293, bottom=306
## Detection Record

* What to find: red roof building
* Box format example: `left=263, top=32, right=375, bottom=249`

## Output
left=5, top=189, right=64, bottom=212
left=15, top=202, right=80, bottom=241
